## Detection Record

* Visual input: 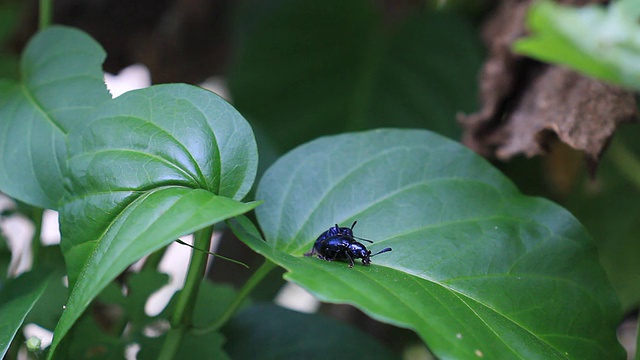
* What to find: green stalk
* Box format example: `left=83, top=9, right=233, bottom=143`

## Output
left=142, top=246, right=169, bottom=272
left=30, top=208, right=43, bottom=268
left=158, top=227, right=214, bottom=360
left=39, top=0, right=53, bottom=30
left=192, top=259, right=276, bottom=335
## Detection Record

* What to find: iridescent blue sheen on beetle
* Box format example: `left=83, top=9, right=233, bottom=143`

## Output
left=304, top=221, right=392, bottom=267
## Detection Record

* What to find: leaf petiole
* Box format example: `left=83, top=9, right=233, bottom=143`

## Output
left=192, top=259, right=276, bottom=335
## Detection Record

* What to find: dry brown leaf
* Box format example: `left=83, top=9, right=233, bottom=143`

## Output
left=459, top=0, right=638, bottom=162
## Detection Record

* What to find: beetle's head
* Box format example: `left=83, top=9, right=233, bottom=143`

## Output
left=361, top=250, right=373, bottom=265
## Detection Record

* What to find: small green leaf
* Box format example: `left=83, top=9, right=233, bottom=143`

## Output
left=60, top=307, right=126, bottom=359
left=514, top=0, right=640, bottom=90
left=139, top=281, right=239, bottom=359
left=0, top=26, right=111, bottom=209
left=51, top=187, right=259, bottom=356
left=0, top=271, right=51, bottom=358
left=25, top=246, right=68, bottom=331
left=223, top=303, right=398, bottom=360
left=237, top=129, right=623, bottom=359
left=51, top=268, right=170, bottom=359
left=0, top=233, right=10, bottom=282
left=139, top=331, right=228, bottom=360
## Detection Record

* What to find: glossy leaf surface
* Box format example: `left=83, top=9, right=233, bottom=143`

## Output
left=0, top=26, right=111, bottom=209
left=60, top=83, right=257, bottom=284
left=49, top=83, right=259, bottom=356
left=235, top=129, right=623, bottom=359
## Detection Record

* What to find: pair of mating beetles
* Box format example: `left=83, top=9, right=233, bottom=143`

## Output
left=304, top=221, right=392, bottom=267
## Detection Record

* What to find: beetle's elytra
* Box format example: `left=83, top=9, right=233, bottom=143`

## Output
left=304, top=221, right=392, bottom=267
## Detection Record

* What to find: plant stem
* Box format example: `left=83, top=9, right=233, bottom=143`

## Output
left=158, top=326, right=185, bottom=360
left=30, top=208, right=43, bottom=268
left=39, top=0, right=53, bottom=30
left=142, top=245, right=168, bottom=272
left=192, top=259, right=276, bottom=335
left=158, top=227, right=214, bottom=360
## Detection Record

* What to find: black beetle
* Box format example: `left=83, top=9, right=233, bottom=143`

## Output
left=304, top=221, right=392, bottom=267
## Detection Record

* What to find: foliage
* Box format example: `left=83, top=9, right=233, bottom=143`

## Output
left=0, top=1, right=636, bottom=359
left=231, top=129, right=622, bottom=359
left=514, top=0, right=640, bottom=91
left=513, top=0, right=640, bottom=313
left=229, top=0, right=483, bottom=150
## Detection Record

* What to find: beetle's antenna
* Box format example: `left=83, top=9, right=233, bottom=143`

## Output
left=354, top=237, right=374, bottom=243
left=370, top=247, right=392, bottom=257
left=175, top=239, right=249, bottom=268
left=350, top=221, right=358, bottom=230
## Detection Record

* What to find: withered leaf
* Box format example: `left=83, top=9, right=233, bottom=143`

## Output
left=459, top=0, right=638, bottom=162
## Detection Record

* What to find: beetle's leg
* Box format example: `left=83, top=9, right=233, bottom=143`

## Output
left=345, top=253, right=355, bottom=268
left=327, top=251, right=339, bottom=262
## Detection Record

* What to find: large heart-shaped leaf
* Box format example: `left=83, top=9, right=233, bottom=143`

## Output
left=0, top=26, right=111, bottom=209
left=233, top=129, right=623, bottom=359
left=50, top=84, right=259, bottom=356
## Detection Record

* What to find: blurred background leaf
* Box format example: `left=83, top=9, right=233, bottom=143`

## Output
left=229, top=0, right=483, bottom=151
left=223, top=303, right=398, bottom=360
left=514, top=0, right=640, bottom=91
left=0, top=26, right=111, bottom=209
left=0, top=271, right=50, bottom=358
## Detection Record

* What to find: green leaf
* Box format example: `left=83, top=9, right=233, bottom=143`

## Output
left=234, top=129, right=624, bottom=359
left=139, top=281, right=239, bottom=360
left=139, top=331, right=228, bottom=360
left=0, top=26, right=111, bottom=209
left=53, top=268, right=170, bottom=359
left=25, top=246, right=68, bottom=331
left=60, top=84, right=258, bottom=285
left=513, top=0, right=640, bottom=91
left=223, top=303, right=398, bottom=360
left=229, top=0, right=482, bottom=150
left=95, top=267, right=170, bottom=332
left=52, top=187, right=259, bottom=357
left=0, top=232, right=10, bottom=282
left=0, top=271, right=51, bottom=358
left=561, top=137, right=640, bottom=311
left=62, top=309, right=126, bottom=359
left=51, top=83, right=259, bottom=356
